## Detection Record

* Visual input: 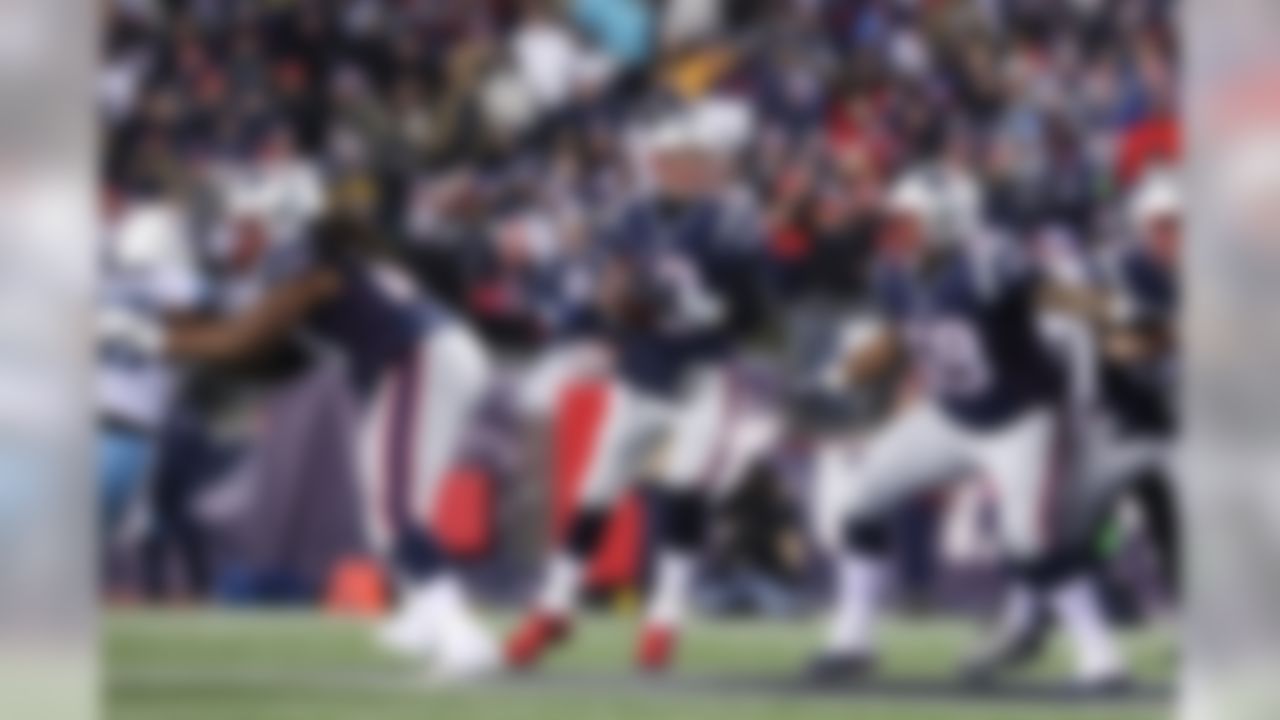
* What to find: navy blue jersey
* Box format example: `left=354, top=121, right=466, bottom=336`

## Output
left=597, top=194, right=766, bottom=396
left=1101, top=247, right=1178, bottom=434
left=306, top=259, right=438, bottom=393
left=522, top=251, right=602, bottom=341
left=875, top=237, right=1063, bottom=428
left=1118, top=249, right=1178, bottom=325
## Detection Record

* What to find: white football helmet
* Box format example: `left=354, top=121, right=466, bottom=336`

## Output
left=112, top=201, right=193, bottom=275
left=1128, top=168, right=1181, bottom=229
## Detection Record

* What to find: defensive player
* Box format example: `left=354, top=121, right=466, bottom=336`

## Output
left=807, top=170, right=1130, bottom=691
left=303, top=213, right=498, bottom=678
left=99, top=193, right=337, bottom=538
left=505, top=109, right=769, bottom=672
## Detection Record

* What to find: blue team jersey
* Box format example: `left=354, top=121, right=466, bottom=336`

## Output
left=1118, top=249, right=1177, bottom=323
left=1102, top=247, right=1178, bottom=433
left=306, top=258, right=439, bottom=394
left=875, top=236, right=1063, bottom=429
left=525, top=252, right=601, bottom=341
left=598, top=194, right=765, bottom=396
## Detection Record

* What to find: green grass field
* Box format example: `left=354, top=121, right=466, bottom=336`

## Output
left=107, top=609, right=1174, bottom=720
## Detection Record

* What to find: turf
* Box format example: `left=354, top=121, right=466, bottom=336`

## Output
left=107, top=609, right=1174, bottom=720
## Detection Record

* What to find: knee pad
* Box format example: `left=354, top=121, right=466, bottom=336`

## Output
left=566, top=508, right=610, bottom=559
left=842, top=515, right=891, bottom=556
left=657, top=487, right=709, bottom=551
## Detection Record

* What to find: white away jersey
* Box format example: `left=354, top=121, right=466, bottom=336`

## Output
left=97, top=253, right=205, bottom=430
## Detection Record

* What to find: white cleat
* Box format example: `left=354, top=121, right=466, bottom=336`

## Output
left=375, top=608, right=438, bottom=659
left=427, top=623, right=501, bottom=683
left=1074, top=668, right=1134, bottom=697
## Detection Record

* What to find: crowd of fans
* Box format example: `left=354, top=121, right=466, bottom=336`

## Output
left=100, top=0, right=1178, bottom=602
left=103, top=0, right=1176, bottom=321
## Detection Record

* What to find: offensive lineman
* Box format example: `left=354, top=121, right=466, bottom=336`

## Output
left=969, top=169, right=1184, bottom=676
left=807, top=170, right=1130, bottom=691
left=303, top=212, right=499, bottom=679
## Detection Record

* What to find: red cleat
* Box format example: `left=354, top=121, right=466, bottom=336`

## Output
left=505, top=611, right=570, bottom=670
left=635, top=624, right=678, bottom=673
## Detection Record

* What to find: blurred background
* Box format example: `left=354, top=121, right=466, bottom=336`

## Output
left=98, top=0, right=1177, bottom=623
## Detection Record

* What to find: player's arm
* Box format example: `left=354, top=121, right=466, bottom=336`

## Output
left=164, top=267, right=340, bottom=363
left=984, top=232, right=1112, bottom=325
left=1038, top=282, right=1113, bottom=324
left=1038, top=278, right=1175, bottom=362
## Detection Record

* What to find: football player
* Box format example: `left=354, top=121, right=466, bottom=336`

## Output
left=1089, top=169, right=1180, bottom=599
left=807, top=169, right=1130, bottom=691
left=963, top=169, right=1182, bottom=677
left=505, top=107, right=770, bottom=673
left=302, top=212, right=499, bottom=679
left=99, top=191, right=337, bottom=539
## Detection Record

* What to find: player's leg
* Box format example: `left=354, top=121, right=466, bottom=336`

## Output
left=636, top=367, right=738, bottom=671
left=507, top=342, right=612, bottom=580
left=811, top=402, right=968, bottom=679
left=972, top=409, right=1128, bottom=689
left=1132, top=461, right=1180, bottom=601
left=515, top=341, right=610, bottom=422
left=972, top=409, right=1157, bottom=661
left=810, top=435, right=862, bottom=555
left=959, top=409, right=1075, bottom=683
left=1065, top=429, right=1181, bottom=635
left=361, top=324, right=496, bottom=674
left=99, top=423, right=156, bottom=541
left=407, top=323, right=499, bottom=674
left=971, top=420, right=1178, bottom=681
left=506, top=379, right=669, bottom=669
left=1090, top=428, right=1180, bottom=603
left=357, top=345, right=428, bottom=653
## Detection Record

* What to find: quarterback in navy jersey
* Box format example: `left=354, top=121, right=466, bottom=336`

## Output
left=507, top=108, right=771, bottom=673
left=303, top=214, right=500, bottom=679
left=808, top=170, right=1130, bottom=691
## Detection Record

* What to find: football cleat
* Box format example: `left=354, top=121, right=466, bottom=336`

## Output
left=504, top=612, right=571, bottom=670
left=430, top=620, right=501, bottom=682
left=635, top=624, right=678, bottom=673
left=1074, top=671, right=1135, bottom=698
left=375, top=607, right=438, bottom=659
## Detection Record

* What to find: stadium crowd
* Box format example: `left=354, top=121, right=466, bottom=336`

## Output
left=98, top=0, right=1178, bottom=637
